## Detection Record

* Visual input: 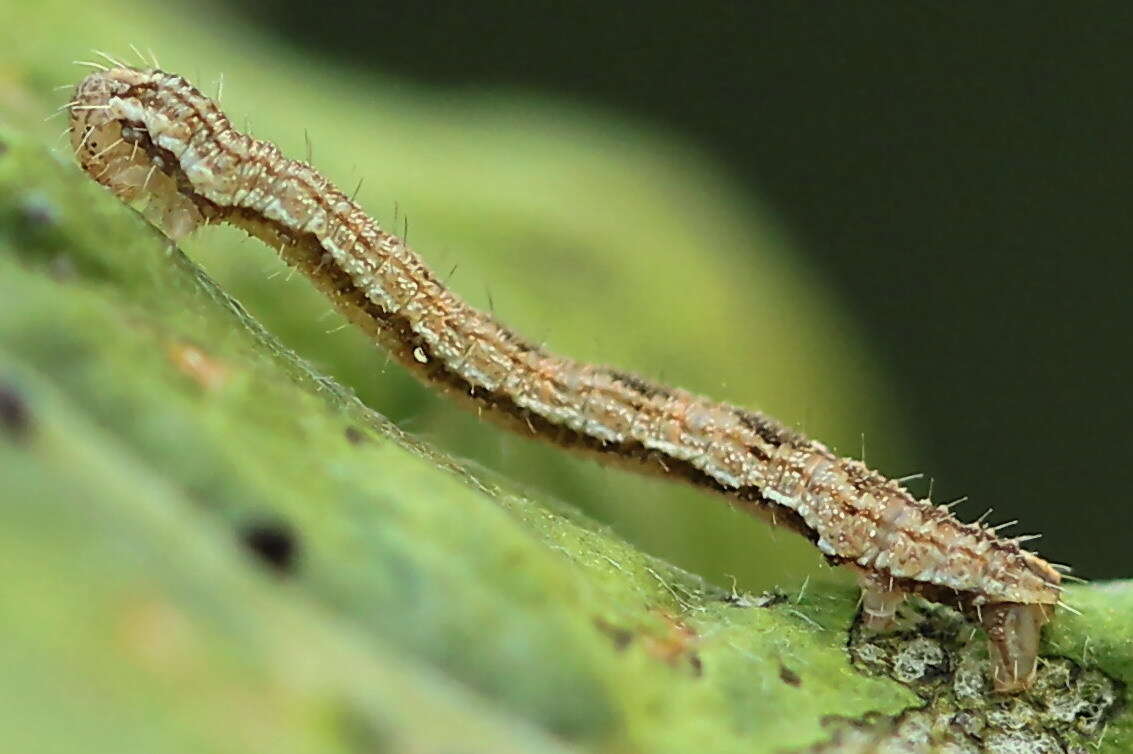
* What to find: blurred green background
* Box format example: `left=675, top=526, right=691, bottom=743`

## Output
left=5, top=0, right=1129, bottom=589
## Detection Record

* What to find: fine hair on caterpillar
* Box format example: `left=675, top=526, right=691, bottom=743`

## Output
left=67, top=61, right=1067, bottom=693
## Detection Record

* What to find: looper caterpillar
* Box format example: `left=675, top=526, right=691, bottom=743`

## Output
left=67, top=62, right=1065, bottom=692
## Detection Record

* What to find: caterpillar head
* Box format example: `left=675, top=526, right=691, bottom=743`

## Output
left=69, top=67, right=203, bottom=239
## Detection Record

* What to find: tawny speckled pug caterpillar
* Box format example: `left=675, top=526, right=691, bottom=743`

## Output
left=67, top=62, right=1066, bottom=692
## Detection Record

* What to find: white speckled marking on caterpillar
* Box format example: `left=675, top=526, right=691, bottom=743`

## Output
left=67, top=63, right=1066, bottom=692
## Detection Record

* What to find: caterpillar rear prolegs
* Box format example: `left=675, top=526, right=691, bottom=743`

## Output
left=981, top=602, right=1051, bottom=693
left=854, top=567, right=1053, bottom=691
left=855, top=569, right=907, bottom=631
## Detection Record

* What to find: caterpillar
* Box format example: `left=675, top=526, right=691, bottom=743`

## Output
left=67, top=61, right=1065, bottom=692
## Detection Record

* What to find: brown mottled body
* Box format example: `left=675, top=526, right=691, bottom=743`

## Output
left=68, top=65, right=1063, bottom=691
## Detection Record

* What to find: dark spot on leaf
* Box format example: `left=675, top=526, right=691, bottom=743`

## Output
left=689, top=652, right=704, bottom=677
left=344, top=426, right=365, bottom=445
left=0, top=383, right=30, bottom=439
left=0, top=139, right=8, bottom=157
left=240, top=521, right=299, bottom=575
left=779, top=664, right=801, bottom=686
left=593, top=618, right=633, bottom=651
